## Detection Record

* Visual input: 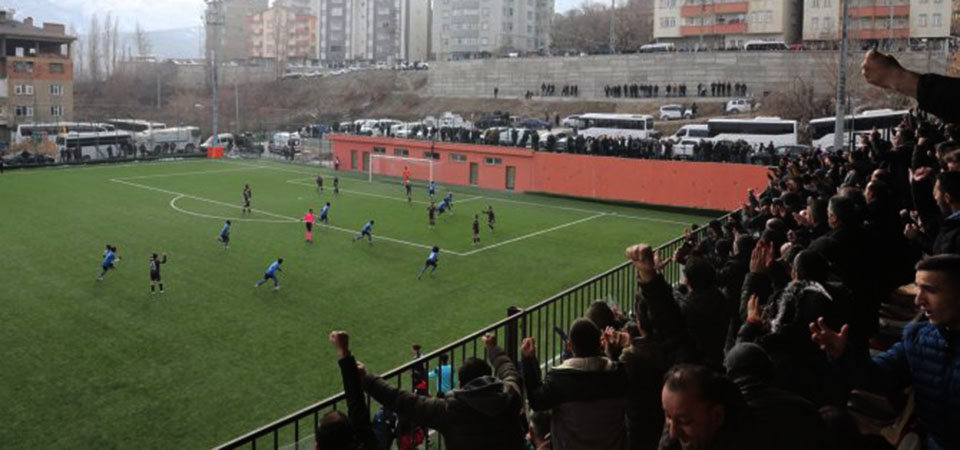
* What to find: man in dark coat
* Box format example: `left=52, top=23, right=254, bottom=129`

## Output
left=658, top=365, right=759, bottom=450
left=321, top=331, right=380, bottom=450
left=674, top=258, right=730, bottom=370
left=627, top=244, right=697, bottom=365
left=522, top=318, right=629, bottom=450
left=359, top=333, right=526, bottom=450
left=811, top=255, right=960, bottom=450
left=907, top=172, right=960, bottom=255
left=723, top=343, right=825, bottom=450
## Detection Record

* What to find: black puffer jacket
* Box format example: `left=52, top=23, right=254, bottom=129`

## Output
left=675, top=285, right=730, bottom=371
left=362, top=346, right=525, bottom=450
left=635, top=275, right=696, bottom=365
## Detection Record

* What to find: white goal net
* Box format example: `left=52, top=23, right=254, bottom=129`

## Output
left=368, top=154, right=443, bottom=184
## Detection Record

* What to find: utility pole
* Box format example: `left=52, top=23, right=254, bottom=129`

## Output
left=205, top=0, right=224, bottom=146
left=235, top=81, right=240, bottom=132
left=833, top=0, right=850, bottom=152
left=609, top=0, right=616, bottom=54
left=156, top=70, right=161, bottom=109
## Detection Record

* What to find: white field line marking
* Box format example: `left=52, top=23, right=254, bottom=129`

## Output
left=112, top=178, right=466, bottom=255
left=458, top=196, right=485, bottom=204
left=112, top=178, right=299, bottom=221
left=459, top=213, right=608, bottom=257
left=607, top=212, right=692, bottom=226
left=169, top=195, right=296, bottom=223
left=117, top=166, right=264, bottom=180
left=286, top=178, right=433, bottom=206
left=4, top=159, right=198, bottom=175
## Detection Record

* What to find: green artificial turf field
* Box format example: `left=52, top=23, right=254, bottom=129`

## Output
left=0, top=158, right=717, bottom=449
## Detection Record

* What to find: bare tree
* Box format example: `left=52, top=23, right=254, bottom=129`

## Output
left=88, top=15, right=101, bottom=82
left=134, top=22, right=152, bottom=57
left=111, top=15, right=120, bottom=74
left=102, top=12, right=113, bottom=76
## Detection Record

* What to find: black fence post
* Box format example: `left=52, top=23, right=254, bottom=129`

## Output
left=506, top=306, right=522, bottom=362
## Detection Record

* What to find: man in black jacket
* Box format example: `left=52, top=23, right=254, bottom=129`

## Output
left=907, top=172, right=960, bottom=255
left=658, top=364, right=758, bottom=450
left=627, top=244, right=696, bottom=365
left=722, top=343, right=825, bottom=450
left=320, top=331, right=379, bottom=450
left=861, top=49, right=960, bottom=124
left=522, top=318, right=629, bottom=450
left=358, top=333, right=525, bottom=450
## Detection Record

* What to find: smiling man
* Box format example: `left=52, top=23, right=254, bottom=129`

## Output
left=810, top=254, right=960, bottom=450
left=658, top=364, right=757, bottom=450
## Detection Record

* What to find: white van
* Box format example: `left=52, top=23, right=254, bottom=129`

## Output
left=667, top=124, right=710, bottom=143
left=725, top=99, right=753, bottom=114
left=659, top=104, right=694, bottom=121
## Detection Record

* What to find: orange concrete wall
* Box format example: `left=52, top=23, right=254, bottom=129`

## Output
left=330, top=135, right=769, bottom=211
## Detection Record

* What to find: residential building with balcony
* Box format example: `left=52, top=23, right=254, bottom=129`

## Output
left=654, top=0, right=803, bottom=50
left=803, top=0, right=952, bottom=47
left=206, top=0, right=269, bottom=63
left=0, top=11, right=74, bottom=149
left=248, top=5, right=318, bottom=61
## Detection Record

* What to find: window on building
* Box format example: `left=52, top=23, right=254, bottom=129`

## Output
left=811, top=17, right=819, bottom=29
left=49, top=62, right=65, bottom=74
left=372, top=146, right=387, bottom=154
left=51, top=84, right=63, bottom=96
left=13, top=61, right=34, bottom=73
left=484, top=157, right=502, bottom=165
left=424, top=151, right=441, bottom=160
left=15, top=84, right=34, bottom=95
left=450, top=153, right=467, bottom=163
left=918, top=14, right=927, bottom=27
left=15, top=106, right=34, bottom=117
left=933, top=14, right=942, bottom=27
left=51, top=105, right=64, bottom=117
left=394, top=148, right=410, bottom=157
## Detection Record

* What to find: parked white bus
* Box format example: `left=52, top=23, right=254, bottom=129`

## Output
left=706, top=117, right=798, bottom=148
left=55, top=131, right=134, bottom=161
left=13, top=122, right=115, bottom=146
left=744, top=40, right=788, bottom=51
left=105, top=119, right=201, bottom=153
left=576, top=113, right=658, bottom=139
left=639, top=43, right=676, bottom=53
left=808, top=109, right=908, bottom=151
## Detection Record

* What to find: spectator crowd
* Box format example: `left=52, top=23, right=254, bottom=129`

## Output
left=603, top=81, right=748, bottom=99
left=313, top=50, right=960, bottom=450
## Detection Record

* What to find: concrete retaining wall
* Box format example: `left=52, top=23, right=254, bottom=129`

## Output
left=426, top=50, right=950, bottom=100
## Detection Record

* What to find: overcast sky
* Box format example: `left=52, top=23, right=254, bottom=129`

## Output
left=8, top=0, right=583, bottom=32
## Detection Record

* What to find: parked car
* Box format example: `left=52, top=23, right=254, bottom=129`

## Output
left=725, top=98, right=753, bottom=114
left=561, top=115, right=581, bottom=127
left=659, top=104, right=694, bottom=121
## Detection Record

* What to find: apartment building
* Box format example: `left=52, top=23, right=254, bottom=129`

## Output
left=432, top=0, right=554, bottom=60
left=206, top=0, right=269, bottom=62
left=654, top=0, right=803, bottom=50
left=401, top=0, right=431, bottom=62
left=804, top=0, right=953, bottom=45
left=249, top=5, right=318, bottom=61
left=316, top=0, right=409, bottom=63
left=0, top=11, right=74, bottom=148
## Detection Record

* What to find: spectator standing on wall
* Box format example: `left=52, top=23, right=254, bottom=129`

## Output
left=494, top=87, right=499, bottom=98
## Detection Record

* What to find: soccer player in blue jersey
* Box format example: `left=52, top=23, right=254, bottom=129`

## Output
left=217, top=220, right=231, bottom=249
left=352, top=220, right=375, bottom=244
left=444, top=192, right=454, bottom=214
left=417, top=246, right=440, bottom=279
left=319, top=202, right=331, bottom=224
left=254, top=258, right=283, bottom=290
left=97, top=245, right=120, bottom=281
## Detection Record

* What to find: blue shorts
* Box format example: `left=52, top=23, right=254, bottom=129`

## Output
left=320, top=213, right=328, bottom=221
left=362, top=230, right=371, bottom=237
left=102, top=263, right=114, bottom=270
left=425, top=259, right=437, bottom=267
left=264, top=273, right=277, bottom=280
left=220, top=234, right=230, bottom=242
